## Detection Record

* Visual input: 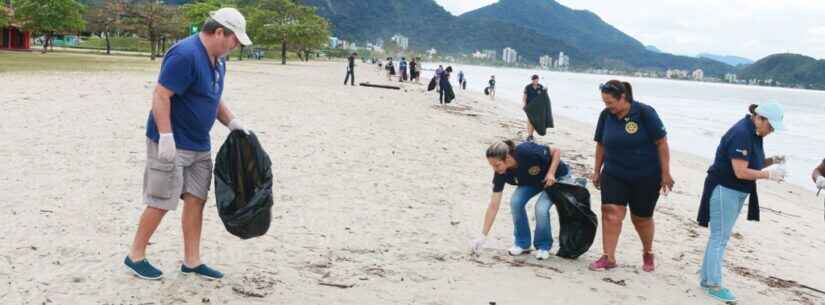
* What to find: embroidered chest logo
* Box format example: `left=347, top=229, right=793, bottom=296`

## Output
left=625, top=121, right=639, bottom=134
left=528, top=166, right=541, bottom=176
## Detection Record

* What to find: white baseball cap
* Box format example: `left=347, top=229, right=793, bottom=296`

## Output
left=209, top=7, right=252, bottom=46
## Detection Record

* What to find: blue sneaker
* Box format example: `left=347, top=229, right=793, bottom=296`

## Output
left=181, top=263, right=224, bottom=280
left=124, top=256, right=163, bottom=280
left=705, top=287, right=737, bottom=303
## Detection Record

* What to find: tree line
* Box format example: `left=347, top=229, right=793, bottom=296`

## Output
left=2, top=0, right=330, bottom=63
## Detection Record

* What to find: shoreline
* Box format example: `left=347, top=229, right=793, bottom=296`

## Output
left=0, top=58, right=822, bottom=304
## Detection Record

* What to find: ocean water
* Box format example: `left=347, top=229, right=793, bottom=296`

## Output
left=422, top=63, right=825, bottom=191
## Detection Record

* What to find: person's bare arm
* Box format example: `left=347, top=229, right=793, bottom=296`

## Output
left=481, top=192, right=503, bottom=236
left=216, top=100, right=236, bottom=127
left=152, top=84, right=175, bottom=133
left=732, top=159, right=770, bottom=181
left=656, top=137, right=674, bottom=193
left=544, top=147, right=561, bottom=188
left=592, top=143, right=605, bottom=189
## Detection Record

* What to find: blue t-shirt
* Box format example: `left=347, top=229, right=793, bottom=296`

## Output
left=146, top=34, right=226, bottom=152
left=594, top=101, right=667, bottom=179
left=524, top=84, right=545, bottom=104
left=492, top=142, right=570, bottom=192
left=707, top=115, right=765, bottom=193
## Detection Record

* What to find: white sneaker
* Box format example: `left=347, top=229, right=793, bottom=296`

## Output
left=536, top=250, right=551, bottom=260
left=508, top=246, right=530, bottom=256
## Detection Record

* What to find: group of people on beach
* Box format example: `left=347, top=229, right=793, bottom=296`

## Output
left=471, top=75, right=820, bottom=303
left=120, top=7, right=822, bottom=305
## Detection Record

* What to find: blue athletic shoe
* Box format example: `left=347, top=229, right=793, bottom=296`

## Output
left=181, top=263, right=224, bottom=280
left=705, top=287, right=737, bottom=303
left=124, top=256, right=163, bottom=280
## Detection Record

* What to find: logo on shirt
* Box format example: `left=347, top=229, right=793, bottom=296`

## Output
left=736, top=149, right=748, bottom=156
left=528, top=166, right=541, bottom=176
left=625, top=121, right=639, bottom=134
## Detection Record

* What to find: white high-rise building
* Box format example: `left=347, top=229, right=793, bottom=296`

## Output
left=503, top=47, right=518, bottom=64
left=556, top=51, right=570, bottom=68
left=391, top=34, right=409, bottom=50
left=692, top=69, right=704, bottom=81
left=539, top=55, right=553, bottom=68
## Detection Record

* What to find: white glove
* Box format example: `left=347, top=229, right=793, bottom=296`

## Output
left=470, top=234, right=487, bottom=254
left=157, top=133, right=176, bottom=162
left=227, top=119, right=249, bottom=135
left=816, top=176, right=825, bottom=189
left=767, top=167, right=786, bottom=182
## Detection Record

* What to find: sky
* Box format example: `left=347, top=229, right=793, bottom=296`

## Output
left=434, top=0, right=825, bottom=60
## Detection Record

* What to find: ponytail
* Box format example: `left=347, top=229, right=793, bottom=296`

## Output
left=622, top=82, right=634, bottom=103
left=486, top=140, right=516, bottom=160
left=748, top=104, right=758, bottom=115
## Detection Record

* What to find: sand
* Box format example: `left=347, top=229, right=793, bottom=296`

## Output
left=0, top=54, right=823, bottom=305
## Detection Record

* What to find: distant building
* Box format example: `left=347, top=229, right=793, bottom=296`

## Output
left=390, top=34, right=409, bottom=50
left=483, top=49, right=497, bottom=60
left=724, top=73, right=738, bottom=83
left=539, top=55, right=553, bottom=68
left=692, top=69, right=704, bottom=81
left=426, top=48, right=437, bottom=59
left=666, top=69, right=689, bottom=79
left=502, top=47, right=518, bottom=64
left=329, top=37, right=339, bottom=49
left=1, top=2, right=32, bottom=50
left=556, top=51, right=570, bottom=68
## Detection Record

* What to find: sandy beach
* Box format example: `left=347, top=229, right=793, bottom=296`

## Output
left=0, top=53, right=823, bottom=305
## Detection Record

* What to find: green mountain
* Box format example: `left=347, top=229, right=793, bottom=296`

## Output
left=459, top=0, right=733, bottom=75
left=739, top=53, right=825, bottom=89
left=299, top=0, right=590, bottom=65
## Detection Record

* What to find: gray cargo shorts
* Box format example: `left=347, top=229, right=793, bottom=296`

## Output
left=143, top=138, right=212, bottom=211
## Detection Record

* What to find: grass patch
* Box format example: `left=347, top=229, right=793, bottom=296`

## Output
left=76, top=36, right=153, bottom=53
left=0, top=51, right=160, bottom=73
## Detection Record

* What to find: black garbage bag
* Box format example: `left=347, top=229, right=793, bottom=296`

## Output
left=214, top=131, right=274, bottom=239
left=523, top=90, right=555, bottom=136
left=484, top=87, right=490, bottom=95
left=427, top=77, right=437, bottom=91
left=546, top=182, right=597, bottom=259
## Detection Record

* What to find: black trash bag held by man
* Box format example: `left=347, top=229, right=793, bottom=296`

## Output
left=214, top=131, right=274, bottom=239
left=523, top=90, right=555, bottom=136
left=545, top=182, right=597, bottom=259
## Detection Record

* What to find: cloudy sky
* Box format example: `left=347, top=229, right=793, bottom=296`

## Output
left=434, top=0, right=825, bottom=60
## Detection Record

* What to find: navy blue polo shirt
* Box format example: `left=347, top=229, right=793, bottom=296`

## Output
left=489, top=79, right=496, bottom=88
left=492, top=142, right=570, bottom=192
left=146, top=35, right=225, bottom=152
left=524, top=84, right=544, bottom=104
left=707, top=115, right=765, bottom=193
left=594, top=101, right=667, bottom=179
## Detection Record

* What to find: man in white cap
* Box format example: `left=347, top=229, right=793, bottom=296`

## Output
left=124, top=8, right=252, bottom=280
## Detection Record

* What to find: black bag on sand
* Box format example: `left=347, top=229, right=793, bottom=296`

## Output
left=484, top=87, right=490, bottom=95
left=214, top=131, right=274, bottom=239
left=443, top=81, right=455, bottom=104
left=545, top=182, right=597, bottom=259
left=523, top=89, right=555, bottom=136
left=428, top=77, right=437, bottom=91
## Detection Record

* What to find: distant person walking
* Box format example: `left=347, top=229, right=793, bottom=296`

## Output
left=385, top=57, right=395, bottom=81
left=344, top=52, right=357, bottom=86
left=522, top=75, right=545, bottom=142
left=458, top=71, right=465, bottom=90
left=589, top=80, right=674, bottom=273
left=813, top=159, right=825, bottom=190
left=124, top=8, right=253, bottom=281
left=409, top=58, right=419, bottom=83
left=399, top=57, right=408, bottom=82
left=488, top=75, right=496, bottom=100
left=697, top=103, right=787, bottom=303
left=439, top=66, right=454, bottom=104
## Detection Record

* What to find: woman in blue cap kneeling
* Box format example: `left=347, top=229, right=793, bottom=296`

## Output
left=697, top=102, right=787, bottom=303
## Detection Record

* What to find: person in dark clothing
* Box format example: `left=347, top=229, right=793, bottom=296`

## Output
left=488, top=75, right=496, bottom=100
left=697, top=103, right=786, bottom=303
left=439, top=66, right=453, bottom=104
left=409, top=58, right=419, bottom=83
left=344, top=52, right=357, bottom=86
left=523, top=75, right=545, bottom=141
left=813, top=159, right=825, bottom=189
left=471, top=140, right=571, bottom=260
left=589, top=80, right=674, bottom=273
left=399, top=57, right=408, bottom=82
